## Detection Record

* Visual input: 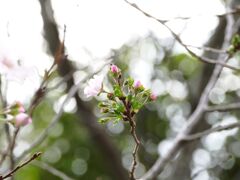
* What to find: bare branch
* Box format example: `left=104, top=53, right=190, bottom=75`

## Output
left=158, top=7, right=240, bottom=22
left=0, top=152, right=41, bottom=180
left=123, top=1, right=236, bottom=179
left=182, top=122, right=240, bottom=141
left=206, top=102, right=240, bottom=112
left=32, top=160, right=74, bottom=180
left=123, top=0, right=239, bottom=71
left=15, top=80, right=82, bottom=162
left=15, top=60, right=111, bottom=163
left=185, top=44, right=227, bottom=54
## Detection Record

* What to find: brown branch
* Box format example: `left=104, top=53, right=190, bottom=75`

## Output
left=0, top=152, right=41, bottom=180
left=120, top=97, right=140, bottom=180
left=129, top=118, right=140, bottom=180
left=123, top=0, right=239, bottom=71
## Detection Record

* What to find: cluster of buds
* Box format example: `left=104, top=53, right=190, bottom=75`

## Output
left=84, top=64, right=157, bottom=124
left=3, top=101, right=32, bottom=127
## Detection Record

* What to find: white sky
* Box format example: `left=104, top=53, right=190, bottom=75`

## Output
left=0, top=0, right=225, bottom=103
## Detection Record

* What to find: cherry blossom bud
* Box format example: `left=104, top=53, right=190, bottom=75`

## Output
left=110, top=64, right=119, bottom=73
left=84, top=75, right=104, bottom=98
left=150, top=93, right=157, bottom=101
left=15, top=113, right=32, bottom=127
left=134, top=80, right=142, bottom=88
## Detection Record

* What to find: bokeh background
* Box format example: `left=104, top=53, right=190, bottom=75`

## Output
left=0, top=0, right=240, bottom=180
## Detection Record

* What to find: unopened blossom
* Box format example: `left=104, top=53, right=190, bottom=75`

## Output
left=84, top=75, right=104, bottom=98
left=15, top=113, right=32, bottom=127
left=134, top=80, right=142, bottom=88
left=110, top=64, right=119, bottom=73
left=150, top=93, right=157, bottom=101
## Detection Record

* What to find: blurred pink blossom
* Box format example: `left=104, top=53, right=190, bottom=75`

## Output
left=110, top=64, right=119, bottom=73
left=134, top=80, right=142, bottom=88
left=84, top=75, right=104, bottom=98
left=15, top=113, right=32, bottom=127
left=0, top=43, right=36, bottom=83
left=150, top=93, right=157, bottom=101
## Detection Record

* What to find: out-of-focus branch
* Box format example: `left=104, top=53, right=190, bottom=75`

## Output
left=9, top=128, right=20, bottom=173
left=182, top=122, right=240, bottom=141
left=156, top=7, right=240, bottom=23
left=167, top=18, right=228, bottom=180
left=32, top=160, right=74, bottom=180
left=15, top=78, right=83, bottom=162
left=38, top=0, right=128, bottom=179
left=123, top=1, right=236, bottom=179
left=124, top=0, right=239, bottom=71
left=185, top=44, right=227, bottom=54
left=205, top=102, right=240, bottom=112
left=0, top=152, right=41, bottom=180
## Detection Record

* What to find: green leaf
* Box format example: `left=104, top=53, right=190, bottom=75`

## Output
left=127, top=94, right=133, bottom=102
left=113, top=85, right=123, bottom=97
left=124, top=77, right=134, bottom=87
left=98, top=118, right=111, bottom=124
left=131, top=98, right=143, bottom=111
left=116, top=103, right=125, bottom=112
left=113, top=117, right=122, bottom=124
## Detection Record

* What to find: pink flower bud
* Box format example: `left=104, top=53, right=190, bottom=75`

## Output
left=150, top=93, right=157, bottom=101
left=134, top=80, right=142, bottom=88
left=15, top=113, right=32, bottom=127
left=110, top=64, right=119, bottom=73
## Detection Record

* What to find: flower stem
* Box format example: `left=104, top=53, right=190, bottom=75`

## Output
left=129, top=117, right=140, bottom=180
left=120, top=97, right=140, bottom=180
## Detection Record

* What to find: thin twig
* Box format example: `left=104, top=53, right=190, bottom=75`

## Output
left=0, top=152, right=41, bottom=180
left=15, top=80, right=82, bottom=162
left=205, top=102, right=240, bottom=112
left=46, top=71, right=75, bottom=92
left=182, top=122, right=240, bottom=141
left=32, top=160, right=75, bottom=180
left=185, top=44, right=227, bottom=54
left=0, top=77, right=11, bottom=167
left=123, top=0, right=239, bottom=71
left=129, top=118, right=140, bottom=180
left=158, top=7, right=240, bottom=23
left=16, top=60, right=111, bottom=163
left=120, top=97, right=140, bottom=180
left=9, top=128, right=20, bottom=172
left=0, top=125, right=11, bottom=166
